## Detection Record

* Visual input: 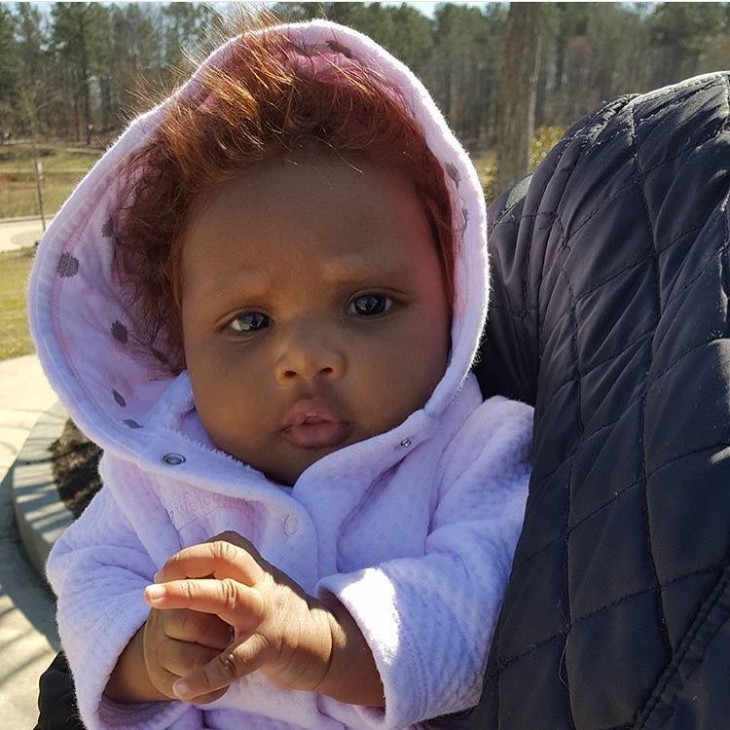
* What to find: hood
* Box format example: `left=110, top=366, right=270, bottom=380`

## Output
left=28, top=20, right=488, bottom=460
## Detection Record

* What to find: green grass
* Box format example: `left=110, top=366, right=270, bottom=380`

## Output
left=0, top=143, right=100, bottom=218
left=0, top=247, right=36, bottom=361
left=0, top=143, right=101, bottom=173
left=0, top=143, right=102, bottom=359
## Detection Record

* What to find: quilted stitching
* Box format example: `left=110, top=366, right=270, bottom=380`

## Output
left=627, top=99, right=674, bottom=662
left=472, top=71, right=730, bottom=729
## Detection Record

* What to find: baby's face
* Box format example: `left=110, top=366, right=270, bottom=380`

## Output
left=180, top=153, right=450, bottom=485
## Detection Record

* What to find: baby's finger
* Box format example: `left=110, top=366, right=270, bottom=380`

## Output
left=155, top=540, right=264, bottom=584
left=207, top=531, right=260, bottom=556
left=172, top=636, right=268, bottom=701
left=163, top=609, right=233, bottom=650
left=156, top=636, right=223, bottom=678
left=145, top=578, right=265, bottom=629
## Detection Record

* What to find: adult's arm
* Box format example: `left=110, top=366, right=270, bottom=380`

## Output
left=472, top=74, right=730, bottom=728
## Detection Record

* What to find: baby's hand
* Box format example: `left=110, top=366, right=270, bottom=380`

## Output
left=141, top=601, right=233, bottom=704
left=146, top=532, right=335, bottom=704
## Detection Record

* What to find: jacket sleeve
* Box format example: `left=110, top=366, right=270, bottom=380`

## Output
left=45, top=462, right=198, bottom=730
left=316, top=397, right=533, bottom=730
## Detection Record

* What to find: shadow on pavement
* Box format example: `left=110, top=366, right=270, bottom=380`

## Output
left=0, top=466, right=59, bottom=722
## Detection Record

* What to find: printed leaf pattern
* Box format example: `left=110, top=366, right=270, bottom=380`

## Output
left=445, top=162, right=461, bottom=186
left=57, top=252, right=80, bottom=278
left=111, top=321, right=128, bottom=343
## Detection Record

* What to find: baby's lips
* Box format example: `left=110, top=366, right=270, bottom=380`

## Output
left=283, top=419, right=350, bottom=449
left=282, top=397, right=351, bottom=449
left=283, top=396, right=343, bottom=429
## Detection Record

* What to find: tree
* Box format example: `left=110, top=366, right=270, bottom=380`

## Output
left=649, top=3, right=727, bottom=87
left=103, top=4, right=176, bottom=125
left=14, top=2, right=45, bottom=82
left=51, top=3, right=108, bottom=144
left=0, top=5, right=19, bottom=140
left=162, top=3, right=225, bottom=71
left=430, top=4, right=504, bottom=151
left=495, top=2, right=544, bottom=193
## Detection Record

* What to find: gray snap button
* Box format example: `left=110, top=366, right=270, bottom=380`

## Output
left=400, top=438, right=412, bottom=448
left=162, top=453, right=186, bottom=466
left=284, top=515, right=299, bottom=536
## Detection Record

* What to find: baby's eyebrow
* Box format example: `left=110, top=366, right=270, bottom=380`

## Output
left=195, top=254, right=412, bottom=302
left=196, top=269, right=271, bottom=300
left=317, top=254, right=409, bottom=283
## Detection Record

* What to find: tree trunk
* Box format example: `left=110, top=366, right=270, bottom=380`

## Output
left=73, top=90, right=80, bottom=143
left=78, top=11, right=92, bottom=146
left=495, top=2, right=544, bottom=193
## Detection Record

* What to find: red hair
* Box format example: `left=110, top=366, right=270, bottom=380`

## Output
left=115, top=27, right=454, bottom=372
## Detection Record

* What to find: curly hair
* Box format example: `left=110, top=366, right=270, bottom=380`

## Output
left=114, top=27, right=455, bottom=373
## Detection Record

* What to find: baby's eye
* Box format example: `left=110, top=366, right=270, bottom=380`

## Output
left=347, top=294, right=393, bottom=317
left=229, top=311, right=270, bottom=333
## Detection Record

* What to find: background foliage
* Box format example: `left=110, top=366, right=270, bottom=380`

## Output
left=1, top=1, right=730, bottom=217
left=2, top=2, right=730, bottom=152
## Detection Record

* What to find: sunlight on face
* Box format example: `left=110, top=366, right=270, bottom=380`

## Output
left=181, top=152, right=450, bottom=486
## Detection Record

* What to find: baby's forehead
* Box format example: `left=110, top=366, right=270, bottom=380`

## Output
left=180, top=153, right=436, bottom=287
left=188, top=150, right=424, bottom=232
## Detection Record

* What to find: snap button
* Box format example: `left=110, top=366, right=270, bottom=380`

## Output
left=284, top=515, right=299, bottom=536
left=399, top=438, right=412, bottom=448
left=162, top=453, right=186, bottom=466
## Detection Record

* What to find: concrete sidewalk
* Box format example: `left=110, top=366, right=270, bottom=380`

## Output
left=0, top=354, right=61, bottom=728
left=0, top=217, right=48, bottom=252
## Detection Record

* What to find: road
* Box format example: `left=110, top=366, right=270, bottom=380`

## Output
left=0, top=217, right=49, bottom=253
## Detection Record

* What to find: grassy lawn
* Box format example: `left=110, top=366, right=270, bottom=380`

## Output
left=0, top=144, right=100, bottom=361
left=0, top=247, right=36, bottom=360
left=0, top=143, right=101, bottom=218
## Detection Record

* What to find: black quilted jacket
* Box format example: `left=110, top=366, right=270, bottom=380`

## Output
left=471, top=73, right=730, bottom=729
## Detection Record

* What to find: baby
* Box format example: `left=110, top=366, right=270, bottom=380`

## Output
left=29, top=20, right=532, bottom=730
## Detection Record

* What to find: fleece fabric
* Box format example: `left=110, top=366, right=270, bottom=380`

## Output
left=28, top=20, right=532, bottom=730
left=471, top=72, right=730, bottom=728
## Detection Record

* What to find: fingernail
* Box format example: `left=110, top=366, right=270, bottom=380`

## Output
left=173, top=678, right=192, bottom=699
left=145, top=584, right=166, bottom=603
left=153, top=570, right=163, bottom=582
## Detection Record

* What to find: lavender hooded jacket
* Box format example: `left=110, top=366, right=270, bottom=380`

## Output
left=28, top=21, right=532, bottom=730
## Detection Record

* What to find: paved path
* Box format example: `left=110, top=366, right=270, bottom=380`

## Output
left=0, top=355, right=60, bottom=728
left=0, top=217, right=48, bottom=252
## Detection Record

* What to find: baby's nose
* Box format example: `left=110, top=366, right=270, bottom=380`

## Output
left=275, top=327, right=346, bottom=383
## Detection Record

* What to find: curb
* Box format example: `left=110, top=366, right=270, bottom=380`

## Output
left=10, top=401, right=73, bottom=580
left=0, top=215, right=53, bottom=224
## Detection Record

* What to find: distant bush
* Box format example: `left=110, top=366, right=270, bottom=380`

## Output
left=530, top=126, right=565, bottom=169
left=478, top=126, right=566, bottom=204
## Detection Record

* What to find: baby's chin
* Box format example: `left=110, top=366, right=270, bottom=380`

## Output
left=260, top=447, right=343, bottom=487
left=258, top=434, right=370, bottom=487
left=233, top=422, right=400, bottom=486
